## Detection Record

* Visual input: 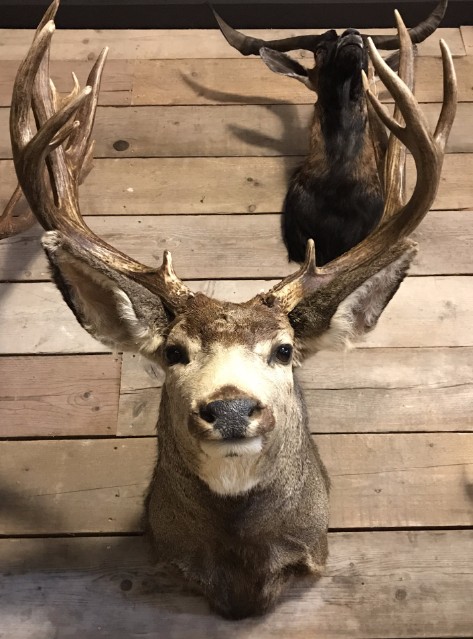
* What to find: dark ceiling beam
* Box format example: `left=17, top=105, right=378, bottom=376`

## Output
left=0, top=1, right=471, bottom=29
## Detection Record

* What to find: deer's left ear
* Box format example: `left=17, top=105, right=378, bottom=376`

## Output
left=290, top=247, right=415, bottom=358
left=260, top=47, right=313, bottom=89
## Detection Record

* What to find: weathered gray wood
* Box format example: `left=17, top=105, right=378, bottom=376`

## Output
left=118, top=387, right=161, bottom=436
left=461, top=26, right=473, bottom=55
left=0, top=59, right=133, bottom=106
left=1, top=531, right=472, bottom=639
left=0, top=434, right=471, bottom=534
left=117, top=353, right=162, bottom=436
left=0, top=27, right=464, bottom=60
left=0, top=355, right=120, bottom=437
left=0, top=276, right=472, bottom=354
left=2, top=103, right=471, bottom=158
left=132, top=56, right=473, bottom=105
left=118, top=348, right=473, bottom=435
left=0, top=283, right=110, bottom=354
left=1, top=210, right=472, bottom=282
left=0, top=155, right=471, bottom=223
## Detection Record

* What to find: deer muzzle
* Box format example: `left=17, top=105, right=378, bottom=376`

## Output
left=189, top=394, right=275, bottom=442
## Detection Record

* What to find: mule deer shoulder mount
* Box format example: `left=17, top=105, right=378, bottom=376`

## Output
left=8, top=0, right=456, bottom=620
left=213, top=0, right=448, bottom=266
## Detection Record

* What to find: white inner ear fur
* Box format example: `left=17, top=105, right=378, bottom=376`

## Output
left=45, top=243, right=163, bottom=353
left=307, top=251, right=413, bottom=353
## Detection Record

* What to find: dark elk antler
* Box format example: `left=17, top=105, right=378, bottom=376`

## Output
left=212, top=0, right=448, bottom=54
left=7, top=0, right=193, bottom=312
left=260, top=11, right=457, bottom=317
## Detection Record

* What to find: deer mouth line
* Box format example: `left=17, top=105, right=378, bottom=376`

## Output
left=200, top=436, right=264, bottom=458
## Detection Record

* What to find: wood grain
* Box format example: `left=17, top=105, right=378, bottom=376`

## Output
left=1, top=276, right=471, bottom=354
left=2, top=102, right=472, bottom=158
left=0, top=154, right=471, bottom=220
left=461, top=26, right=473, bottom=56
left=1, top=530, right=472, bottom=639
left=132, top=57, right=473, bottom=106
left=0, top=59, right=133, bottom=106
left=0, top=355, right=120, bottom=437
left=0, top=433, right=471, bottom=534
left=118, top=347, right=473, bottom=436
left=1, top=210, right=472, bottom=282
left=0, top=27, right=464, bottom=60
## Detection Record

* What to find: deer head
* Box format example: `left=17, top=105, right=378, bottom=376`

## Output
left=212, top=0, right=447, bottom=96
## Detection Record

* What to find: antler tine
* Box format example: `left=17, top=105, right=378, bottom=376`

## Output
left=262, top=10, right=456, bottom=313
left=10, top=21, right=55, bottom=154
left=379, top=9, right=415, bottom=221
left=1, top=15, right=57, bottom=239
left=36, top=0, right=59, bottom=31
left=261, top=240, right=334, bottom=312
left=0, top=185, right=35, bottom=240
left=65, top=47, right=108, bottom=170
left=434, top=39, right=457, bottom=149
left=370, top=0, right=447, bottom=50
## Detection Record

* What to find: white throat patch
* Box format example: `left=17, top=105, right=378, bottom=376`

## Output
left=198, top=438, right=263, bottom=496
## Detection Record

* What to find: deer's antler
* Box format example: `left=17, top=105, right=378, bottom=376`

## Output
left=261, top=10, right=457, bottom=314
left=8, top=1, right=192, bottom=312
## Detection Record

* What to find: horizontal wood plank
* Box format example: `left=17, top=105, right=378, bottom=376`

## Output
left=0, top=27, right=464, bottom=60
left=1, top=103, right=472, bottom=157
left=0, top=276, right=471, bottom=354
left=1, top=531, right=472, bottom=638
left=0, top=434, right=471, bottom=534
left=2, top=100, right=473, bottom=165
left=0, top=59, right=133, bottom=106
left=0, top=355, right=120, bottom=437
left=132, top=57, right=473, bottom=105
left=1, top=210, right=472, bottom=282
left=0, top=283, right=110, bottom=354
left=0, top=155, right=471, bottom=218
left=118, top=347, right=473, bottom=435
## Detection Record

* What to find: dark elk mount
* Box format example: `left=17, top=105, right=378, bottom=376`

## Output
left=214, top=0, right=448, bottom=265
left=5, top=0, right=456, bottom=620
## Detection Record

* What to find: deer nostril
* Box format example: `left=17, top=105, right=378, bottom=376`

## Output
left=199, top=405, right=216, bottom=424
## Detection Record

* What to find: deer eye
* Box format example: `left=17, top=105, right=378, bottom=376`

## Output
left=274, top=344, right=293, bottom=365
left=164, top=345, right=188, bottom=366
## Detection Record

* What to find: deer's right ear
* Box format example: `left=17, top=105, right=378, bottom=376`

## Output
left=260, top=47, right=313, bottom=89
left=43, top=231, right=170, bottom=354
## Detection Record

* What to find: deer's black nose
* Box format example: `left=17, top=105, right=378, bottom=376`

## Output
left=199, top=398, right=259, bottom=439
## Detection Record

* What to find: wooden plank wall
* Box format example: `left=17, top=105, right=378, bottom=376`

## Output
left=0, top=24, right=472, bottom=639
